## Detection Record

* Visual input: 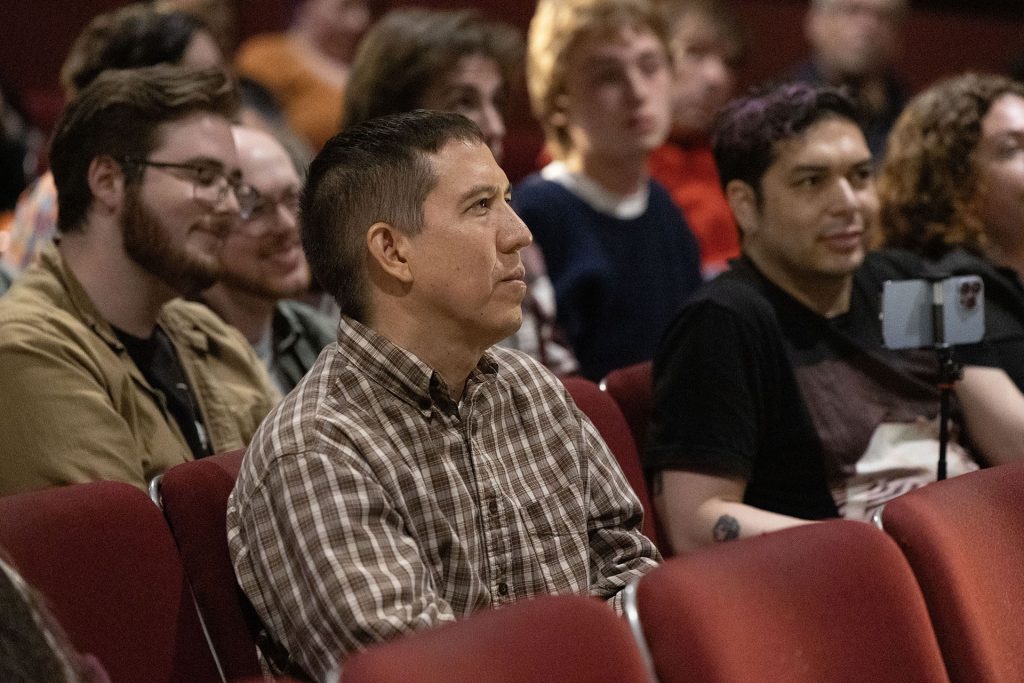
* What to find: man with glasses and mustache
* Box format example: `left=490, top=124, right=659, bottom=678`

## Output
left=199, top=125, right=335, bottom=394
left=0, top=66, right=279, bottom=496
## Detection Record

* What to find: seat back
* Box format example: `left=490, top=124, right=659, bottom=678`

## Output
left=341, top=594, right=650, bottom=682
left=630, top=520, right=949, bottom=683
left=0, top=480, right=223, bottom=683
left=599, top=361, right=653, bottom=454
left=881, top=461, right=1024, bottom=682
left=154, top=448, right=265, bottom=680
left=562, top=375, right=660, bottom=548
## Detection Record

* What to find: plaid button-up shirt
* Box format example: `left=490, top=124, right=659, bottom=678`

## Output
left=227, top=317, right=659, bottom=679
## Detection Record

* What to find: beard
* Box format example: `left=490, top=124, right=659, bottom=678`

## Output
left=121, top=188, right=225, bottom=296
left=216, top=233, right=311, bottom=301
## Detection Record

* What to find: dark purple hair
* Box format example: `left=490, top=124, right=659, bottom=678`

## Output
left=712, top=82, right=861, bottom=198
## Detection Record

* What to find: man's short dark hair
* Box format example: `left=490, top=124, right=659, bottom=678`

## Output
left=712, top=82, right=860, bottom=198
left=49, top=64, right=239, bottom=234
left=301, top=110, right=485, bottom=323
left=60, top=4, right=211, bottom=95
left=342, top=8, right=523, bottom=130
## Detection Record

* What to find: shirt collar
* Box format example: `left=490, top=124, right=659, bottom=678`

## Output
left=540, top=160, right=650, bottom=219
left=38, top=244, right=124, bottom=351
left=335, top=316, right=499, bottom=417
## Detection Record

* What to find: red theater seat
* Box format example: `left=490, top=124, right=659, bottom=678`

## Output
left=562, top=375, right=661, bottom=549
left=152, top=448, right=266, bottom=680
left=600, top=360, right=654, bottom=455
left=342, top=594, right=649, bottom=682
left=881, top=460, right=1024, bottom=683
left=627, top=520, right=949, bottom=683
left=0, top=480, right=222, bottom=683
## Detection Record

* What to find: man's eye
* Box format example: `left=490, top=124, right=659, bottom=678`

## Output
left=851, top=168, right=874, bottom=186
left=192, top=166, right=220, bottom=186
left=591, top=69, right=621, bottom=85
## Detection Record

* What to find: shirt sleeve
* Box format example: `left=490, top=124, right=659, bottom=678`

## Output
left=645, top=298, right=769, bottom=481
left=232, top=447, right=458, bottom=680
left=574, top=406, right=661, bottom=612
left=0, top=319, right=150, bottom=493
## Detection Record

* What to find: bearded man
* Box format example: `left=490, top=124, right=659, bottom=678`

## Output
left=199, top=125, right=335, bottom=394
left=0, top=65, right=279, bottom=496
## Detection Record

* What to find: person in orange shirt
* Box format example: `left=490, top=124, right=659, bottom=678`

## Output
left=234, top=0, right=383, bottom=151
left=648, top=0, right=746, bottom=277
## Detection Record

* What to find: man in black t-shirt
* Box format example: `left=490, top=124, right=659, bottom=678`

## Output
left=646, top=82, right=1024, bottom=554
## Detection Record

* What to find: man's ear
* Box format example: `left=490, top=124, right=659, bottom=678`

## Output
left=87, top=155, right=126, bottom=215
left=726, top=179, right=760, bottom=240
left=548, top=93, right=570, bottom=129
left=366, top=222, right=414, bottom=284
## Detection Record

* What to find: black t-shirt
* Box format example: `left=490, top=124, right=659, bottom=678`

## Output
left=114, top=325, right=211, bottom=459
left=644, top=251, right=986, bottom=521
left=645, top=257, right=837, bottom=519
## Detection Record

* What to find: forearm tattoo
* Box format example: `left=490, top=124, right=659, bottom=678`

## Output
left=712, top=514, right=740, bottom=543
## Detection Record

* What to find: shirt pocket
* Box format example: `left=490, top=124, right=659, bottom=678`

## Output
left=520, top=484, right=587, bottom=537
left=516, top=485, right=590, bottom=591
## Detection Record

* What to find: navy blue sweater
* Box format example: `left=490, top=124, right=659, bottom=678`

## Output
left=513, top=174, right=702, bottom=380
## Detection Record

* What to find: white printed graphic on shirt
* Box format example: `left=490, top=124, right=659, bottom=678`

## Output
left=831, top=417, right=978, bottom=522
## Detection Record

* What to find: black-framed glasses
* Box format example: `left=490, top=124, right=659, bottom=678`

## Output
left=122, top=157, right=243, bottom=208
left=234, top=183, right=301, bottom=227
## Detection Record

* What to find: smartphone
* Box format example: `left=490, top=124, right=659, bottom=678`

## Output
left=881, top=276, right=985, bottom=350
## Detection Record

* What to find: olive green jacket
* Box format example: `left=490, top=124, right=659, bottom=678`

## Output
left=0, top=246, right=280, bottom=496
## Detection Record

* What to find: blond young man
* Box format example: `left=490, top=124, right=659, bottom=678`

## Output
left=513, top=0, right=702, bottom=381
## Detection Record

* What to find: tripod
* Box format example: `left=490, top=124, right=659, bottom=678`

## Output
left=931, top=283, right=963, bottom=482
left=933, top=344, right=962, bottom=481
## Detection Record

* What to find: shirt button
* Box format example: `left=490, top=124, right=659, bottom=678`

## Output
left=488, top=500, right=498, bottom=515
left=497, top=582, right=509, bottom=596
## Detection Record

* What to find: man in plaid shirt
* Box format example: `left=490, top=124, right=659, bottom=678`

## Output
left=227, top=110, right=660, bottom=680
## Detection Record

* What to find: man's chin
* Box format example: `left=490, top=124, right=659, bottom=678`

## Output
left=217, top=269, right=310, bottom=301
left=165, top=257, right=223, bottom=297
left=498, top=312, right=525, bottom=341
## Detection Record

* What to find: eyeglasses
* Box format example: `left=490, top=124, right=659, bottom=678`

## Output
left=234, top=183, right=301, bottom=226
left=123, top=157, right=243, bottom=208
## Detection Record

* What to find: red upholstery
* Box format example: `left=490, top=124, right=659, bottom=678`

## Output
left=633, top=520, right=949, bottom=683
left=0, top=480, right=222, bottom=683
left=561, top=375, right=661, bottom=549
left=341, top=594, right=649, bottom=682
left=155, top=448, right=264, bottom=680
left=882, top=461, right=1024, bottom=683
left=600, top=361, right=653, bottom=454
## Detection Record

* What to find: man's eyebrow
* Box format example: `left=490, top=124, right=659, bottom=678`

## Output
left=789, top=157, right=873, bottom=174
left=458, top=183, right=506, bottom=204
left=181, top=156, right=227, bottom=168
left=581, top=55, right=623, bottom=70
left=788, top=164, right=829, bottom=175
